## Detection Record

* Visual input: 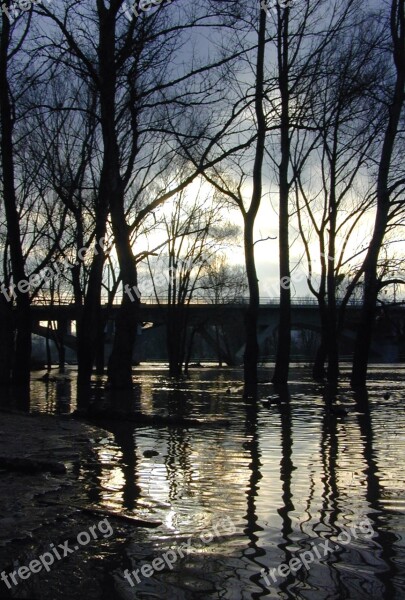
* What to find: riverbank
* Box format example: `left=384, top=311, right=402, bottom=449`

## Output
left=0, top=410, right=131, bottom=600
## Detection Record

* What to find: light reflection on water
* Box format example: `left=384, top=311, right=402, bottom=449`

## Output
left=25, top=365, right=405, bottom=597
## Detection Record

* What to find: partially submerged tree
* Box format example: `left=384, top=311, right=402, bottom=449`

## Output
left=177, top=2, right=267, bottom=387
left=266, top=0, right=366, bottom=384
left=351, top=0, right=405, bottom=386
left=0, top=9, right=32, bottom=385
left=34, top=0, right=243, bottom=388
left=292, top=13, right=385, bottom=380
left=199, top=254, right=248, bottom=366
left=146, top=188, right=240, bottom=376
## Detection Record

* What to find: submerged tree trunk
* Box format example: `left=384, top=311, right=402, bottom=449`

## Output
left=351, top=215, right=389, bottom=387
left=272, top=4, right=291, bottom=385
left=244, top=217, right=260, bottom=385
left=327, top=172, right=339, bottom=383
left=107, top=202, right=139, bottom=389
left=313, top=339, right=327, bottom=380
left=95, top=317, right=106, bottom=375
left=0, top=298, right=13, bottom=384
left=313, top=304, right=328, bottom=380
left=12, top=306, right=32, bottom=385
left=184, top=325, right=197, bottom=376
left=96, top=6, right=139, bottom=390
left=108, top=293, right=139, bottom=388
left=0, top=16, right=31, bottom=386
left=351, top=0, right=405, bottom=387
left=46, top=322, right=52, bottom=370
left=166, top=304, right=189, bottom=378
left=77, top=218, right=108, bottom=386
left=243, top=6, right=267, bottom=387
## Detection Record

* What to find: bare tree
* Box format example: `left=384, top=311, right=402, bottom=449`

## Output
left=292, top=12, right=385, bottom=380
left=0, top=7, right=33, bottom=385
left=199, top=254, right=248, bottom=366
left=266, top=0, right=363, bottom=384
left=33, top=0, right=246, bottom=390
left=146, top=188, right=239, bottom=376
left=351, top=0, right=405, bottom=386
left=177, top=2, right=267, bottom=388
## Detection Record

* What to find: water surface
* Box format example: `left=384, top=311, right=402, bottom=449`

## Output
left=3, top=364, right=405, bottom=599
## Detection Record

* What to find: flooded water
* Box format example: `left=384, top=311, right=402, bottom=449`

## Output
left=3, top=364, right=405, bottom=599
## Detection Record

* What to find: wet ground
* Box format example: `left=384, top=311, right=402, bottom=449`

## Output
left=0, top=364, right=404, bottom=599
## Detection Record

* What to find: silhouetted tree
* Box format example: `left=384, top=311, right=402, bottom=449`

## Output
left=293, top=13, right=385, bottom=380
left=147, top=188, right=239, bottom=376
left=269, top=0, right=363, bottom=384
left=351, top=0, right=405, bottom=386
left=0, top=7, right=32, bottom=385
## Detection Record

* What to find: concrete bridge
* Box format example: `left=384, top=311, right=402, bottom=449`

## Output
left=29, top=298, right=405, bottom=365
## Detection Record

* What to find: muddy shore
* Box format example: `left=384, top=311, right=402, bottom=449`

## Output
left=0, top=410, right=136, bottom=600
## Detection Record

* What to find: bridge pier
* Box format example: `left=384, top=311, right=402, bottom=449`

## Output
left=198, top=325, right=239, bottom=366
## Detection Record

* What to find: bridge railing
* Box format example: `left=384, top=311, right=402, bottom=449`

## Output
left=263, top=296, right=364, bottom=306
left=30, top=295, right=372, bottom=307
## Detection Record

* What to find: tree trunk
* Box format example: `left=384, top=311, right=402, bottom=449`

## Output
left=167, top=304, right=186, bottom=378
left=327, top=305, right=339, bottom=382
left=313, top=339, right=327, bottom=380
left=244, top=217, right=260, bottom=385
left=46, top=323, right=52, bottom=370
left=313, top=298, right=328, bottom=380
left=351, top=217, right=388, bottom=387
left=96, top=6, right=139, bottom=390
left=327, top=166, right=339, bottom=382
left=0, top=16, right=31, bottom=386
left=12, top=307, right=31, bottom=385
left=95, top=318, right=106, bottom=375
left=0, top=298, right=13, bottom=384
left=243, top=6, right=267, bottom=387
left=272, top=5, right=291, bottom=385
left=184, top=326, right=197, bottom=376
left=108, top=293, right=138, bottom=388
left=77, top=218, right=108, bottom=386
left=351, top=0, right=405, bottom=387
left=313, top=267, right=328, bottom=380
left=107, top=206, right=139, bottom=388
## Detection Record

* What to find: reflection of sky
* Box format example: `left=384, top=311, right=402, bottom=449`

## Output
left=79, top=366, right=405, bottom=526
left=22, top=364, right=405, bottom=598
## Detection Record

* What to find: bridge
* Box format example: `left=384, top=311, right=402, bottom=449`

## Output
left=28, top=297, right=405, bottom=365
